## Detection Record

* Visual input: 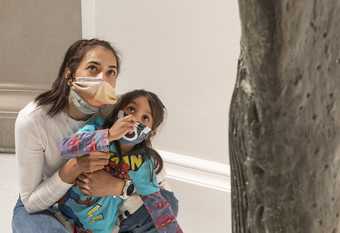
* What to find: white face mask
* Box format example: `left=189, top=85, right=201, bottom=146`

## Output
left=117, top=110, right=152, bottom=145
left=71, top=73, right=118, bottom=107
left=69, top=89, right=99, bottom=115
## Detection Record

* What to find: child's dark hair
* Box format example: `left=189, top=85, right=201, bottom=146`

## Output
left=103, top=89, right=166, bottom=174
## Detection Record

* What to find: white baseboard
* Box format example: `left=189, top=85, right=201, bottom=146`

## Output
left=1, top=149, right=231, bottom=193
left=0, top=83, right=47, bottom=113
left=158, top=149, right=230, bottom=192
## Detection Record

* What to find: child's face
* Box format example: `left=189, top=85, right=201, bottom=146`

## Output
left=122, top=96, right=154, bottom=129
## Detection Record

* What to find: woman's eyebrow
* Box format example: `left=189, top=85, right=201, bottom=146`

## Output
left=108, top=65, right=117, bottom=69
left=87, top=61, right=116, bottom=68
left=87, top=61, right=100, bottom=66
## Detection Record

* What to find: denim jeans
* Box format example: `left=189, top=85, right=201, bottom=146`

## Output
left=12, top=189, right=178, bottom=233
left=11, top=198, right=69, bottom=233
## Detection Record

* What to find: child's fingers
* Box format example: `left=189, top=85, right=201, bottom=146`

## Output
left=92, top=165, right=107, bottom=172
left=89, top=151, right=110, bottom=159
left=121, top=123, right=135, bottom=132
left=121, top=115, right=136, bottom=123
left=77, top=154, right=109, bottom=172
left=113, top=123, right=134, bottom=136
left=83, top=165, right=106, bottom=173
left=117, top=121, right=135, bottom=129
left=124, top=126, right=135, bottom=134
left=90, top=160, right=109, bottom=169
left=121, top=122, right=135, bottom=131
left=108, top=118, right=136, bottom=140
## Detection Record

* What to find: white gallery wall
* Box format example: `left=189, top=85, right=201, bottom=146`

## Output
left=82, top=0, right=240, bottom=164
left=81, top=0, right=241, bottom=232
left=0, top=0, right=241, bottom=232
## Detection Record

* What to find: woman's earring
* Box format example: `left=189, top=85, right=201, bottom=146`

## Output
left=67, top=78, right=73, bottom=86
left=64, top=70, right=74, bottom=86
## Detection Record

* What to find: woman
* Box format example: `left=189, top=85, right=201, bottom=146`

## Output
left=12, top=39, right=178, bottom=233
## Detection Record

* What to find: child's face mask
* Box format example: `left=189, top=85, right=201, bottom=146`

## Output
left=118, top=110, right=152, bottom=145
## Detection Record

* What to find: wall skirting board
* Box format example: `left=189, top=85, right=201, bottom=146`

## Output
left=1, top=146, right=231, bottom=194
left=0, top=83, right=47, bottom=153
left=159, top=149, right=230, bottom=193
left=0, top=83, right=47, bottom=112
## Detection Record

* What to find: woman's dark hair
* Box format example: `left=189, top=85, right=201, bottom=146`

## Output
left=103, top=89, right=166, bottom=174
left=35, top=39, right=120, bottom=117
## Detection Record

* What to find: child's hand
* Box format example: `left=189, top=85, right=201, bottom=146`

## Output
left=76, top=151, right=110, bottom=173
left=108, top=114, right=136, bottom=141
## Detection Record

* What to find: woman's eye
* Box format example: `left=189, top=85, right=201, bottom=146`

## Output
left=107, top=69, right=117, bottom=78
left=87, top=65, right=98, bottom=73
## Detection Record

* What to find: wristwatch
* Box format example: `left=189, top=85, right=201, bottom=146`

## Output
left=120, top=179, right=135, bottom=199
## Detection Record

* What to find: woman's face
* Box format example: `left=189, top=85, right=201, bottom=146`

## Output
left=74, top=46, right=118, bottom=88
left=123, top=96, right=154, bottom=129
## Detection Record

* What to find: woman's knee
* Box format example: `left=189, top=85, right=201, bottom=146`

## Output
left=12, top=201, right=68, bottom=233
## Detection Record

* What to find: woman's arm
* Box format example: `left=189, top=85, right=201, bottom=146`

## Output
left=15, top=112, right=73, bottom=213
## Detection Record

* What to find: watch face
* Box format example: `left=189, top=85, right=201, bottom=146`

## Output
left=126, top=183, right=135, bottom=196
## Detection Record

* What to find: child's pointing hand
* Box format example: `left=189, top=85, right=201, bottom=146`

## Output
left=108, top=114, right=136, bottom=141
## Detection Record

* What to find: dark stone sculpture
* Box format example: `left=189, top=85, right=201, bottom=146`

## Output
left=229, top=1, right=340, bottom=232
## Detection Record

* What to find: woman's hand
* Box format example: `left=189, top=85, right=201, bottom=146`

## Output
left=59, top=158, right=82, bottom=184
left=59, top=151, right=110, bottom=184
left=76, top=151, right=110, bottom=173
left=108, top=114, right=136, bottom=141
left=76, top=170, right=125, bottom=196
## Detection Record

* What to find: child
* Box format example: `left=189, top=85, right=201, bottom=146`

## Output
left=58, top=89, right=183, bottom=233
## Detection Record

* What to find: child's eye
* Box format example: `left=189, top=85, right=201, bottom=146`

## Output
left=126, top=106, right=135, bottom=113
left=142, top=115, right=150, bottom=123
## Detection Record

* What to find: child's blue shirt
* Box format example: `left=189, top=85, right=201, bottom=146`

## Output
left=58, top=116, right=159, bottom=233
